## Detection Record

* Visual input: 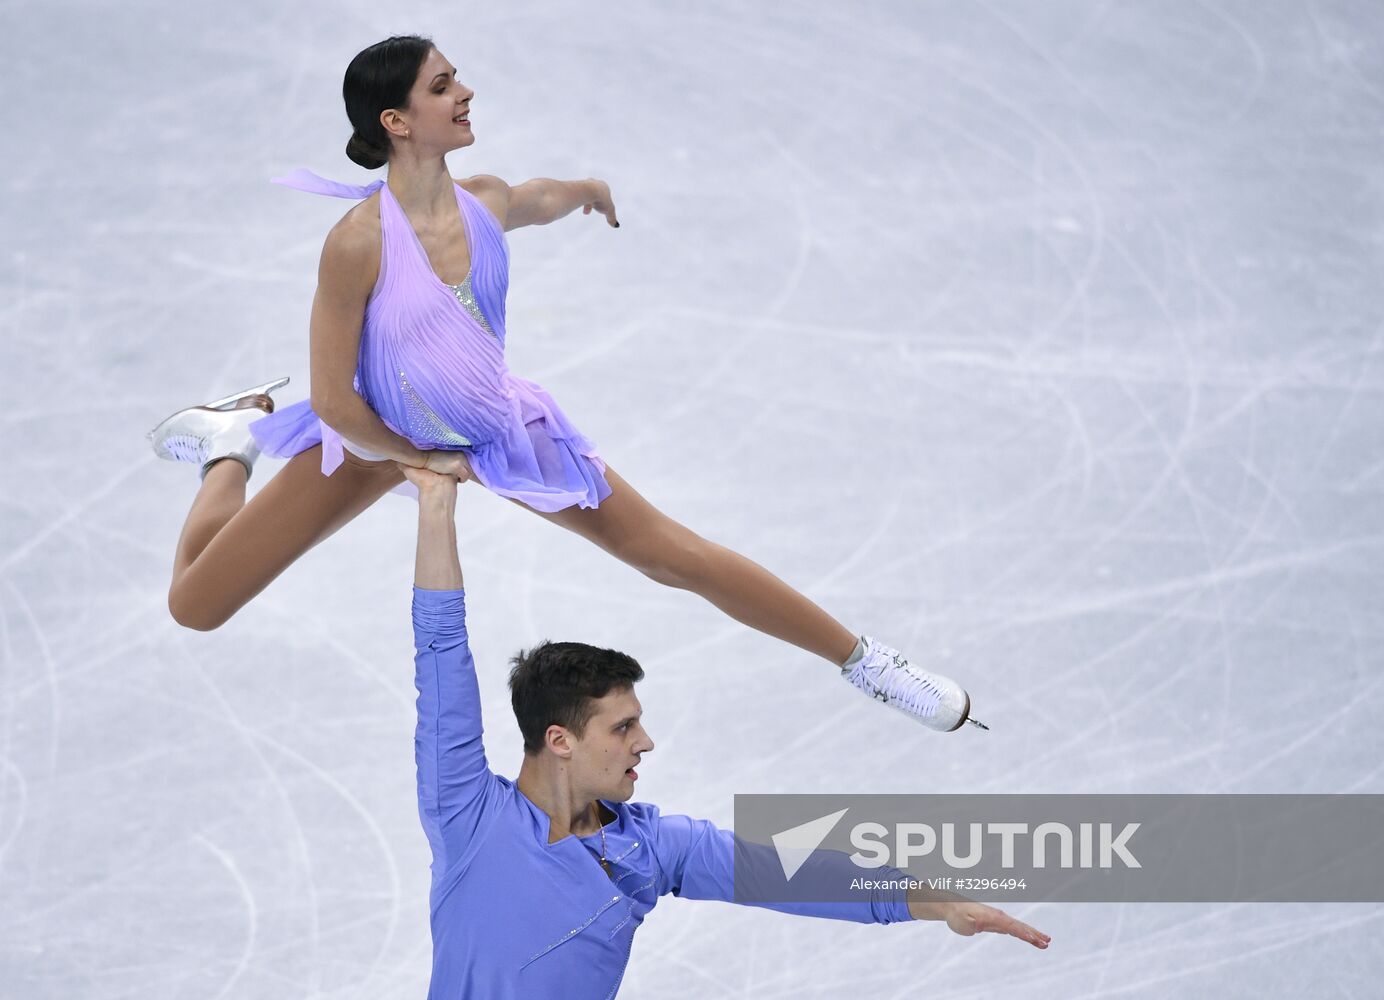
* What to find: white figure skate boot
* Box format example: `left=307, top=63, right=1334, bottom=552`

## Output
left=146, top=377, right=290, bottom=482
left=842, top=637, right=987, bottom=732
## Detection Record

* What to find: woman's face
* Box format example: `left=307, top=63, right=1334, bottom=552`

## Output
left=392, top=47, right=475, bottom=153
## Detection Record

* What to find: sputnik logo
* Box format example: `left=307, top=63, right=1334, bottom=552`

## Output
left=771, top=808, right=850, bottom=881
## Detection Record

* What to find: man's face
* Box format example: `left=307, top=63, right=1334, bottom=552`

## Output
left=567, top=686, right=654, bottom=803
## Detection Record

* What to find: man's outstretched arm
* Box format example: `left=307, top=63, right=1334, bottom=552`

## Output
left=407, top=463, right=496, bottom=878
left=651, top=812, right=1050, bottom=948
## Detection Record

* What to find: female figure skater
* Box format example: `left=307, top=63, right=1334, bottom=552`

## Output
left=148, top=34, right=984, bottom=733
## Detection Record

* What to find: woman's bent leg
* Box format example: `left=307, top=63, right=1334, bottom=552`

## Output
left=516, top=465, right=858, bottom=667
left=168, top=446, right=405, bottom=631
left=172, top=457, right=254, bottom=582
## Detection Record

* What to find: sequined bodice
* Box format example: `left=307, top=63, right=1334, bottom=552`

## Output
left=388, top=272, right=500, bottom=450
left=447, top=272, right=497, bottom=338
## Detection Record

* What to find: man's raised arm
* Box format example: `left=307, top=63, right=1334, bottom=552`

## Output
left=407, top=463, right=497, bottom=878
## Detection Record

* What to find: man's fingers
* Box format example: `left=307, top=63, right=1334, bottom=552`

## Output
left=1006, top=920, right=1049, bottom=948
left=982, top=912, right=1050, bottom=949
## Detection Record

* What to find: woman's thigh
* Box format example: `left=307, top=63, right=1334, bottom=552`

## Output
left=508, top=465, right=698, bottom=574
left=171, top=446, right=405, bottom=629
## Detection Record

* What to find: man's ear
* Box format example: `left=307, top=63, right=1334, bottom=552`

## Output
left=545, top=725, right=574, bottom=760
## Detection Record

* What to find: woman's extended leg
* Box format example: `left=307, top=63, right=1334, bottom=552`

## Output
left=515, top=465, right=859, bottom=667
left=516, top=462, right=981, bottom=730
left=168, top=444, right=405, bottom=631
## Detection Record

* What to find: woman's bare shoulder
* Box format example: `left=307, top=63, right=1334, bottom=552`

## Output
left=317, top=195, right=382, bottom=292
left=456, top=174, right=511, bottom=230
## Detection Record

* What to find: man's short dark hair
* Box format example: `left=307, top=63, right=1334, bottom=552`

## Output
left=508, top=641, right=645, bottom=754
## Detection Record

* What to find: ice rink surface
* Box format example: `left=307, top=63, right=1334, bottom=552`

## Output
left=3, top=0, right=1383, bottom=995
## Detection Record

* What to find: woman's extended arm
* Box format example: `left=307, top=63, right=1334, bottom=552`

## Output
left=467, top=175, right=620, bottom=231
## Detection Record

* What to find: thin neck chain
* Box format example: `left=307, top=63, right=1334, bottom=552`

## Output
left=597, top=811, right=612, bottom=877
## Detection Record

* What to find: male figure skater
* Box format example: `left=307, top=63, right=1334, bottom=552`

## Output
left=403, top=462, right=1049, bottom=997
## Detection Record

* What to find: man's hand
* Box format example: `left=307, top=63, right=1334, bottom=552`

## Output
left=908, top=892, right=1050, bottom=949
left=581, top=179, right=620, bottom=228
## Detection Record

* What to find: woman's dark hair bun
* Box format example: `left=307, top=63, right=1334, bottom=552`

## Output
left=345, top=130, right=388, bottom=170
left=342, top=34, right=434, bottom=170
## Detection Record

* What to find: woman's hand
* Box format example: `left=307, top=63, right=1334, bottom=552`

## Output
left=399, top=463, right=456, bottom=494
left=418, top=450, right=475, bottom=482
left=581, top=179, right=620, bottom=228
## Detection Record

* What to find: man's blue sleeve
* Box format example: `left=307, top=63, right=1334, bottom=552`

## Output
left=413, top=587, right=498, bottom=878
left=651, top=811, right=913, bottom=925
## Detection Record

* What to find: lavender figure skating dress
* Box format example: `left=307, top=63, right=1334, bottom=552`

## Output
left=249, top=169, right=612, bottom=512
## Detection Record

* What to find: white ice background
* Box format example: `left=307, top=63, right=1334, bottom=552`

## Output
left=2, top=1, right=1383, bottom=996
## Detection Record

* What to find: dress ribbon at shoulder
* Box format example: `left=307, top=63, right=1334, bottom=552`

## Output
left=271, top=168, right=385, bottom=200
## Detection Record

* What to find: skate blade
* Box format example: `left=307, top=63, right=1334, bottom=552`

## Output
left=146, top=377, right=290, bottom=440
left=204, top=376, right=290, bottom=410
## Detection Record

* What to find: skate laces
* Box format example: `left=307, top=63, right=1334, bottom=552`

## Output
left=161, top=433, right=208, bottom=465
left=847, top=644, right=942, bottom=718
